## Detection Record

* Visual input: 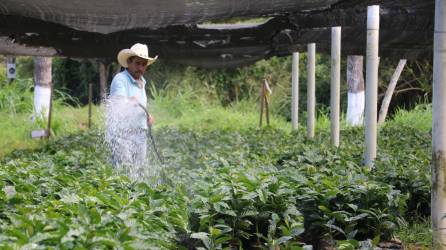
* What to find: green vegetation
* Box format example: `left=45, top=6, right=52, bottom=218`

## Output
left=0, top=82, right=433, bottom=248
left=0, top=76, right=102, bottom=157
left=0, top=105, right=432, bottom=248
left=0, top=55, right=433, bottom=248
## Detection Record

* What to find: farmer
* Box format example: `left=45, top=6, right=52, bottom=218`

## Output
left=106, top=43, right=157, bottom=169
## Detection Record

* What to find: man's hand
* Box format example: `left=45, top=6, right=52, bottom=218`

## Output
left=148, top=114, right=155, bottom=126
left=129, top=96, right=139, bottom=103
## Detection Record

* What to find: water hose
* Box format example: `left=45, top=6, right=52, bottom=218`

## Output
left=136, top=103, right=164, bottom=164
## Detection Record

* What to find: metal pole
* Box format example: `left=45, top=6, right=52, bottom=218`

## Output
left=88, top=82, right=93, bottom=129
left=365, top=5, right=380, bottom=167
left=307, top=43, right=316, bottom=138
left=291, top=52, right=299, bottom=130
left=330, top=27, right=341, bottom=146
left=46, top=83, right=53, bottom=138
left=432, top=0, right=446, bottom=247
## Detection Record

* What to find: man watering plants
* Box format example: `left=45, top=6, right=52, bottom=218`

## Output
left=106, top=43, right=157, bottom=170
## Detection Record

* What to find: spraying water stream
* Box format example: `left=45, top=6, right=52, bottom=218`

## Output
left=103, top=97, right=163, bottom=185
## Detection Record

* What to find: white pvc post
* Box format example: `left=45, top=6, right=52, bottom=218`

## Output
left=330, top=27, right=341, bottom=147
left=307, top=43, right=316, bottom=138
left=291, top=52, right=299, bottom=130
left=432, top=0, right=446, bottom=247
left=365, top=5, right=380, bottom=167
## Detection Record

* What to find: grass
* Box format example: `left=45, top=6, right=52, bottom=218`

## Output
left=0, top=105, right=102, bottom=157
left=150, top=97, right=291, bottom=132
left=387, top=104, right=432, bottom=132
left=397, top=218, right=432, bottom=249
left=0, top=84, right=433, bottom=157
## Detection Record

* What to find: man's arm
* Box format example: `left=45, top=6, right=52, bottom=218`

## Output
left=109, top=77, right=138, bottom=104
left=110, top=76, right=154, bottom=126
left=110, top=76, right=127, bottom=98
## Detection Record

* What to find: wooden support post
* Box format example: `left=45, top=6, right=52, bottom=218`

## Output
left=432, top=0, right=446, bottom=247
left=32, top=56, right=52, bottom=139
left=346, top=55, right=365, bottom=126
left=259, top=79, right=272, bottom=127
left=378, top=59, right=407, bottom=124
left=307, top=43, right=316, bottom=138
left=99, top=61, right=109, bottom=103
left=291, top=52, right=299, bottom=130
left=88, top=82, right=93, bottom=129
left=114, top=63, right=122, bottom=76
left=331, top=27, right=341, bottom=146
left=259, top=84, right=265, bottom=127
left=365, top=5, right=380, bottom=167
left=265, top=79, right=271, bottom=126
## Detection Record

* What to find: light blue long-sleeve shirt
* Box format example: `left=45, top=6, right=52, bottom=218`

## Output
left=109, top=70, right=148, bottom=129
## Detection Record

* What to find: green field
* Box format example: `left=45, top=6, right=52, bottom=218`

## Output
left=0, top=90, right=433, bottom=249
left=0, top=57, right=434, bottom=248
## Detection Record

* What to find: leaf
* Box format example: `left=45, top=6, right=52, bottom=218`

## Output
left=382, top=221, right=397, bottom=230
left=191, top=232, right=211, bottom=250
left=372, top=234, right=381, bottom=246
left=337, top=240, right=359, bottom=250
left=325, top=223, right=345, bottom=236
left=29, top=232, right=58, bottom=243
left=290, top=227, right=305, bottom=237
left=221, top=209, right=237, bottom=217
left=345, top=213, right=369, bottom=222
left=6, top=228, right=28, bottom=242
left=347, top=204, right=358, bottom=212
left=276, top=236, right=293, bottom=245
left=240, top=210, right=258, bottom=218
left=257, top=189, right=267, bottom=203
left=60, top=193, right=81, bottom=204
left=214, top=235, right=232, bottom=245
left=2, top=185, right=16, bottom=199
left=91, top=236, right=118, bottom=247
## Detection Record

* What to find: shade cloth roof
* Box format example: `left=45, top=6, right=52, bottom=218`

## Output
left=0, top=0, right=434, bottom=67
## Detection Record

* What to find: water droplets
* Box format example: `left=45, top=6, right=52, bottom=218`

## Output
left=103, top=97, right=163, bottom=185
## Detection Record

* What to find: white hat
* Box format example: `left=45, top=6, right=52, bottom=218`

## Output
left=117, top=43, right=158, bottom=68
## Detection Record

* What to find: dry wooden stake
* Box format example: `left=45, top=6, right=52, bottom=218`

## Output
left=259, top=83, right=265, bottom=127
left=378, top=59, right=407, bottom=124
left=88, top=82, right=93, bottom=129
left=264, top=79, right=271, bottom=126
left=259, top=79, right=272, bottom=127
left=99, top=61, right=109, bottom=103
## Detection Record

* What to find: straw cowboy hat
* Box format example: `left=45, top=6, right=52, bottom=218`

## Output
left=117, top=43, right=158, bottom=68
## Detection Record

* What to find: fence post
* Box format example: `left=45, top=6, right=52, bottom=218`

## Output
left=364, top=5, right=380, bottom=167
left=432, top=0, right=446, bottom=247
left=307, top=43, right=316, bottom=138
left=291, top=52, right=299, bottom=130
left=330, top=27, right=341, bottom=146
